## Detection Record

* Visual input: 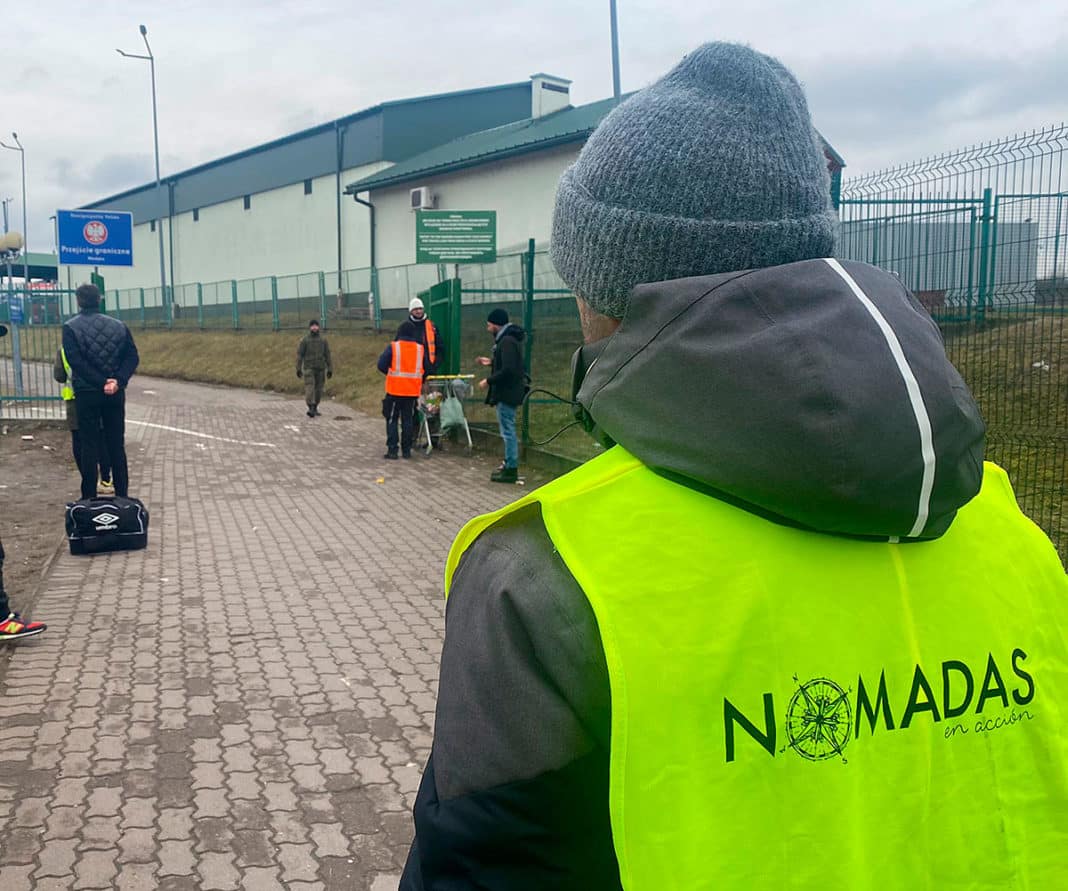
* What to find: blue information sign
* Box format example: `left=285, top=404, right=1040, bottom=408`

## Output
left=8, top=298, right=23, bottom=324
left=57, top=209, right=134, bottom=266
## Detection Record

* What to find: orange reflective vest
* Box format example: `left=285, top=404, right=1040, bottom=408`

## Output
left=385, top=340, right=425, bottom=397
left=421, top=318, right=437, bottom=368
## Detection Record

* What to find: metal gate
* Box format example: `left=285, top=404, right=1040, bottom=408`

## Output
left=1, top=289, right=76, bottom=422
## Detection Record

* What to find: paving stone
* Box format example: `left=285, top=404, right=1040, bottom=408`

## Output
left=33, top=839, right=79, bottom=878
left=196, top=852, right=241, bottom=890
left=114, top=863, right=159, bottom=891
left=72, top=850, right=118, bottom=889
left=0, top=865, right=36, bottom=891
left=158, top=839, right=196, bottom=877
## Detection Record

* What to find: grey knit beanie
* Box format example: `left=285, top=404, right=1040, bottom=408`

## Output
left=551, top=42, right=839, bottom=318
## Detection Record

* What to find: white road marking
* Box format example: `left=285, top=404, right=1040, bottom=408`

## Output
left=126, top=420, right=277, bottom=448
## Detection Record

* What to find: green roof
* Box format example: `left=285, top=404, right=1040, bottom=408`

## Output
left=346, top=95, right=629, bottom=193
left=347, top=93, right=846, bottom=194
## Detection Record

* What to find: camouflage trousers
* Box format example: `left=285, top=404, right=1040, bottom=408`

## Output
left=304, top=368, right=325, bottom=406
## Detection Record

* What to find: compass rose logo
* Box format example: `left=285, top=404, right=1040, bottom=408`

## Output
left=784, top=675, right=852, bottom=762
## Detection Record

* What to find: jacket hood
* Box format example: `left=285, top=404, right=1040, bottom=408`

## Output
left=496, top=324, right=526, bottom=343
left=577, top=258, right=985, bottom=540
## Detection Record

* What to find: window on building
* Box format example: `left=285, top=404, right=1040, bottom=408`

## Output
left=193, top=208, right=200, bottom=222
left=243, top=195, right=251, bottom=210
left=150, top=219, right=156, bottom=232
left=304, top=179, right=313, bottom=195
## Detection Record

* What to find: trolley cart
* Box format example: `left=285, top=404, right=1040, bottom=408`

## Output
left=416, top=375, right=475, bottom=456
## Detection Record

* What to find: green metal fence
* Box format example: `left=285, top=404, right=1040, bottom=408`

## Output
left=102, top=262, right=441, bottom=333
left=0, top=290, right=70, bottom=422
left=840, top=123, right=1068, bottom=561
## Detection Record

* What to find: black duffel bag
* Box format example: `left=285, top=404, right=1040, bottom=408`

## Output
left=65, top=497, right=150, bottom=555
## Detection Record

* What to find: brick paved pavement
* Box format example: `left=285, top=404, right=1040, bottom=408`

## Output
left=0, top=377, right=524, bottom=890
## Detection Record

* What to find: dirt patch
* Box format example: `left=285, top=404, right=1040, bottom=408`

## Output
left=0, top=422, right=80, bottom=617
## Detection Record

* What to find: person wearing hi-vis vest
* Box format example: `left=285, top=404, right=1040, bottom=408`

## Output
left=401, top=297, right=443, bottom=373
left=400, top=43, right=1068, bottom=891
left=54, top=347, right=113, bottom=496
left=377, top=321, right=430, bottom=460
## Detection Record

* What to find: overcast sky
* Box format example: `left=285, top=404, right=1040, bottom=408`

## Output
left=2, top=0, right=1065, bottom=252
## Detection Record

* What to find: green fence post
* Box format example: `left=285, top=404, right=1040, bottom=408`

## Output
left=139, top=288, right=146, bottom=328
left=976, top=187, right=993, bottom=324
left=449, top=278, right=462, bottom=376
left=371, top=267, right=382, bottom=331
left=318, top=272, right=327, bottom=329
left=113, top=290, right=121, bottom=322
left=196, top=283, right=204, bottom=329
left=271, top=276, right=280, bottom=331
left=231, top=280, right=239, bottom=330
left=521, top=238, right=535, bottom=448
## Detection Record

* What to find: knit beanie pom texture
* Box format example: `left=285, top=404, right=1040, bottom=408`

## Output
left=550, top=42, right=839, bottom=318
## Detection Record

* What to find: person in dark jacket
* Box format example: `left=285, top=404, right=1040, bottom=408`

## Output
left=296, top=319, right=333, bottom=417
left=400, top=43, right=1068, bottom=891
left=400, top=297, right=444, bottom=373
left=377, top=320, right=431, bottom=459
left=61, top=284, right=140, bottom=502
left=0, top=324, right=47, bottom=642
left=475, top=308, right=526, bottom=483
left=54, top=347, right=113, bottom=495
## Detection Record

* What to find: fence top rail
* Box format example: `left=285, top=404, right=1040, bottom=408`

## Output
left=843, top=122, right=1068, bottom=197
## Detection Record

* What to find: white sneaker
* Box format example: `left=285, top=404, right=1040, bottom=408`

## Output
left=97, top=477, right=116, bottom=497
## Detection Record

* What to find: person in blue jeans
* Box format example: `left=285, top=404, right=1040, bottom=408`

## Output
left=477, top=308, right=526, bottom=483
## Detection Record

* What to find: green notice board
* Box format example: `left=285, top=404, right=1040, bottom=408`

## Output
left=416, top=211, right=497, bottom=264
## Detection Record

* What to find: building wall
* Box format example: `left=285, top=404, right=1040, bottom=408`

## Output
left=83, top=161, right=389, bottom=298
left=370, top=143, right=582, bottom=278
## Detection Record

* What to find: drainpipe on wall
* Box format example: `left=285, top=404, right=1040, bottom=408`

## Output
left=335, top=121, right=345, bottom=312
left=351, top=193, right=379, bottom=331
left=167, top=178, right=176, bottom=327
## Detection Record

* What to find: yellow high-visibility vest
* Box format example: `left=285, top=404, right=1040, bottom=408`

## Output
left=447, top=446, right=1068, bottom=890
left=60, top=348, right=74, bottom=401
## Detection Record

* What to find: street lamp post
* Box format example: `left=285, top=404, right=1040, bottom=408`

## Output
left=118, top=24, right=168, bottom=323
left=0, top=133, right=27, bottom=290
left=0, top=135, right=27, bottom=396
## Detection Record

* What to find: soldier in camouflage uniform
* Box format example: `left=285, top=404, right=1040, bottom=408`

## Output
left=296, top=319, right=333, bottom=417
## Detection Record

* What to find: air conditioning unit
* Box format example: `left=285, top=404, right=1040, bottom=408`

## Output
left=410, top=186, right=436, bottom=211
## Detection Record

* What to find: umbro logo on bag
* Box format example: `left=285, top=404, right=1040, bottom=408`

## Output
left=91, top=512, right=120, bottom=531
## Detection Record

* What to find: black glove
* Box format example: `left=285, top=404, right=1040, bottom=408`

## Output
left=327, top=371, right=333, bottom=379
left=296, top=370, right=302, bottom=378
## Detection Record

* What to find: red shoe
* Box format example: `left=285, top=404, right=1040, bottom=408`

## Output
left=0, top=613, right=47, bottom=642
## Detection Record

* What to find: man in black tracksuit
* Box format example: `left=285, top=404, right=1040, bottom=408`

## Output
left=61, top=284, right=140, bottom=501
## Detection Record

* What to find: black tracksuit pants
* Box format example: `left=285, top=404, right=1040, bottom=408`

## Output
left=385, top=395, right=417, bottom=455
left=75, top=389, right=129, bottom=500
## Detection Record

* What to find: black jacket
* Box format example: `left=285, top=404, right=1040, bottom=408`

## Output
left=401, top=260, right=987, bottom=890
left=485, top=324, right=527, bottom=408
left=62, top=309, right=140, bottom=393
left=399, top=315, right=444, bottom=372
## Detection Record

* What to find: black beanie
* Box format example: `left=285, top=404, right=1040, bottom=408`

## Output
left=487, top=308, right=509, bottom=326
left=308, top=319, right=320, bottom=328
left=396, top=321, right=420, bottom=341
